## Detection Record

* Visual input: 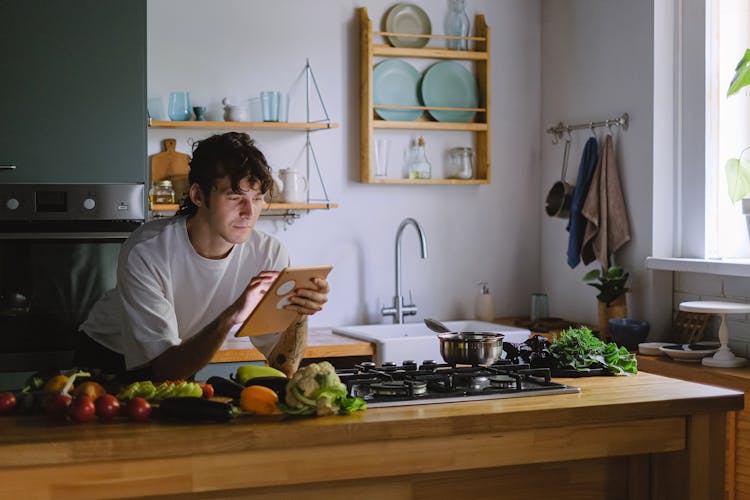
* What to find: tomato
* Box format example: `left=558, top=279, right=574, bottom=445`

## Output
left=201, top=383, right=214, bottom=399
left=0, top=392, right=17, bottom=415
left=46, top=393, right=72, bottom=420
left=94, top=394, right=121, bottom=421
left=68, top=395, right=96, bottom=423
left=126, top=397, right=152, bottom=422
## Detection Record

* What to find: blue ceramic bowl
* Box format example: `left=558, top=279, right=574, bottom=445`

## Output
left=608, top=318, right=650, bottom=351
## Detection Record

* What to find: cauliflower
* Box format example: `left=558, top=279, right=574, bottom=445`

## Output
left=281, top=361, right=366, bottom=416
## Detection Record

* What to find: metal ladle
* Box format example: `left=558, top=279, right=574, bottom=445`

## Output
left=424, top=318, right=452, bottom=334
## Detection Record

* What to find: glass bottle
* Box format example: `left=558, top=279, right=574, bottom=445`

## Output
left=408, top=137, right=432, bottom=180
left=445, top=0, right=470, bottom=50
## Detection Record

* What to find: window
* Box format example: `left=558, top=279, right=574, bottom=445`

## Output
left=706, top=0, right=750, bottom=258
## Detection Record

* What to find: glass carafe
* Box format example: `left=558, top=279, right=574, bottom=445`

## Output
left=445, top=0, right=470, bottom=50
left=407, top=137, right=432, bottom=179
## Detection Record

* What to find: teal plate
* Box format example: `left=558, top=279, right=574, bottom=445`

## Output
left=373, top=59, right=423, bottom=121
left=421, top=61, right=478, bottom=123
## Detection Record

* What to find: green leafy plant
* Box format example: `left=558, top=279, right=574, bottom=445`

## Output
left=725, top=49, right=750, bottom=202
left=582, top=265, right=630, bottom=306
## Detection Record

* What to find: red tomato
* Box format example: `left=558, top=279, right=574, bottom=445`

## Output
left=201, top=383, right=214, bottom=399
left=68, top=395, right=96, bottom=423
left=46, top=393, right=72, bottom=420
left=0, top=392, right=16, bottom=415
left=94, top=394, right=121, bottom=421
left=126, top=397, right=152, bottom=422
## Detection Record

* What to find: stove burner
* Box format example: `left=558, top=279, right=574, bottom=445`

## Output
left=371, top=380, right=427, bottom=397
left=453, top=373, right=490, bottom=391
left=489, top=374, right=518, bottom=389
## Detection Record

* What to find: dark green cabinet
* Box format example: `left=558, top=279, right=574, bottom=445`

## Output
left=0, top=0, right=146, bottom=183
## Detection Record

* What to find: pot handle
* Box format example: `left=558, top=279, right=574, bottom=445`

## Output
left=560, top=139, right=571, bottom=182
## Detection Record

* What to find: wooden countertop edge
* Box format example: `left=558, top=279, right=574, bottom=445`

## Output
left=0, top=373, right=742, bottom=469
left=211, top=329, right=374, bottom=363
left=638, top=354, right=750, bottom=391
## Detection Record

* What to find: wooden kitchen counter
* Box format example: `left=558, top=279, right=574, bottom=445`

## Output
left=0, top=372, right=742, bottom=499
left=211, top=326, right=373, bottom=363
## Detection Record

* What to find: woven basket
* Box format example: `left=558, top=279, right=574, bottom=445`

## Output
left=672, top=311, right=712, bottom=344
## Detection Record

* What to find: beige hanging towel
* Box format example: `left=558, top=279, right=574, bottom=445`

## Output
left=580, top=134, right=631, bottom=268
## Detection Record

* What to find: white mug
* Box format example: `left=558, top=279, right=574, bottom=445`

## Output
left=279, top=168, right=308, bottom=203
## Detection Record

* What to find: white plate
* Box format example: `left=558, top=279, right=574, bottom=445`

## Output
left=659, top=343, right=720, bottom=362
left=638, top=342, right=670, bottom=356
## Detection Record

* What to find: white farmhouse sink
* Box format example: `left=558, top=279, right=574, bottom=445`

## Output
left=333, top=320, right=530, bottom=365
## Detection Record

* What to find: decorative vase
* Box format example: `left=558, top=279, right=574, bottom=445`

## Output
left=597, top=295, right=628, bottom=341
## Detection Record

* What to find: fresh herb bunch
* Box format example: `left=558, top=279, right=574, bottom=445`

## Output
left=582, top=265, right=629, bottom=306
left=550, top=326, right=637, bottom=375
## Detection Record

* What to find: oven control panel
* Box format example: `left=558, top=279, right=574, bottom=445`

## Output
left=0, top=183, right=145, bottom=221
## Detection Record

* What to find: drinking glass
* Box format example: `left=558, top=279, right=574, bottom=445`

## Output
left=530, top=293, right=549, bottom=323
left=374, top=139, right=390, bottom=177
left=261, top=91, right=280, bottom=122
left=168, top=91, right=191, bottom=121
left=277, top=93, right=290, bottom=122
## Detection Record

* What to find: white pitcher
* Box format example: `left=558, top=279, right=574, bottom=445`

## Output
left=279, top=168, right=308, bottom=203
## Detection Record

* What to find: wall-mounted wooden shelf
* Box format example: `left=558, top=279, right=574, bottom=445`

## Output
left=359, top=7, right=491, bottom=185
left=365, top=178, right=488, bottom=185
left=151, top=202, right=338, bottom=212
left=149, top=120, right=338, bottom=131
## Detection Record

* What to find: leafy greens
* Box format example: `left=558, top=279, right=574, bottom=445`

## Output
left=549, top=326, right=638, bottom=376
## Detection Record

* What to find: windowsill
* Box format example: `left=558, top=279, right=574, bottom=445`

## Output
left=646, top=257, right=750, bottom=277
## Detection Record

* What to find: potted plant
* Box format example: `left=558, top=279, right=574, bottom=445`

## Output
left=582, top=265, right=630, bottom=340
left=725, top=49, right=750, bottom=204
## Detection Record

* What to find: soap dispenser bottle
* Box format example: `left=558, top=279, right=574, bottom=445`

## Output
left=476, top=282, right=495, bottom=322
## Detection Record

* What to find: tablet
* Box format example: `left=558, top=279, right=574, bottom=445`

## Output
left=234, top=265, right=333, bottom=337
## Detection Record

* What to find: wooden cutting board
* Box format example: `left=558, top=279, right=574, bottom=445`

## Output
left=151, top=138, right=190, bottom=203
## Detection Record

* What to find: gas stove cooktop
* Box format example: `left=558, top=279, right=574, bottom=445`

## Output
left=337, top=360, right=580, bottom=408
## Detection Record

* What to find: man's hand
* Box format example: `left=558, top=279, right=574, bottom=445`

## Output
left=224, top=271, right=278, bottom=327
left=286, top=277, right=329, bottom=316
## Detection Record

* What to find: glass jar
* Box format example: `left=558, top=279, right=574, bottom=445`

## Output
left=151, top=180, right=175, bottom=205
left=407, top=137, right=432, bottom=179
left=448, top=147, right=473, bottom=179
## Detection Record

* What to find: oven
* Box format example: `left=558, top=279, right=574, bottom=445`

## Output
left=0, top=183, right=144, bottom=372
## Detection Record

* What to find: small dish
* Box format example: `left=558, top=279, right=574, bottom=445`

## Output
left=638, top=342, right=670, bottom=356
left=659, top=343, right=720, bottom=362
left=385, top=3, right=432, bottom=49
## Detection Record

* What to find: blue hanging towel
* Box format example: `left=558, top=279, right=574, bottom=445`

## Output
left=566, top=137, right=599, bottom=268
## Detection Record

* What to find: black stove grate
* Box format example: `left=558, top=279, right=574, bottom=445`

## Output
left=337, top=360, right=579, bottom=407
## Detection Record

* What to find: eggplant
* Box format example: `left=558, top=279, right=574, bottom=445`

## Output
left=157, top=397, right=235, bottom=422
left=205, top=376, right=244, bottom=400
left=243, top=376, right=288, bottom=399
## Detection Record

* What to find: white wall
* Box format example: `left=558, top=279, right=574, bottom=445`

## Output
left=540, top=0, right=661, bottom=327
left=147, top=0, right=542, bottom=328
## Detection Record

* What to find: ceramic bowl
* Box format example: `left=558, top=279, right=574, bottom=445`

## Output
left=608, top=318, right=650, bottom=351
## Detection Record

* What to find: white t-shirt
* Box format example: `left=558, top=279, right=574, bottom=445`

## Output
left=81, top=216, right=289, bottom=370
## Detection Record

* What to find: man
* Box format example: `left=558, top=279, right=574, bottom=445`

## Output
left=76, top=132, right=329, bottom=380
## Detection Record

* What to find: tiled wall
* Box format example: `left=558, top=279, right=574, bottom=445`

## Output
left=674, top=272, right=750, bottom=357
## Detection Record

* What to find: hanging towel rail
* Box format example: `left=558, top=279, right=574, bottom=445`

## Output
left=546, top=112, right=629, bottom=144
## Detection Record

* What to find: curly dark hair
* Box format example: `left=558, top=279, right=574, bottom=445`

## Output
left=177, top=132, right=274, bottom=216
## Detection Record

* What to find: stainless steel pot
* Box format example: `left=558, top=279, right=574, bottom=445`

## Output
left=438, top=332, right=505, bottom=365
left=545, top=139, right=574, bottom=218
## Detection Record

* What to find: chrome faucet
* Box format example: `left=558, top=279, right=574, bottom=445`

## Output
left=381, top=217, right=428, bottom=324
